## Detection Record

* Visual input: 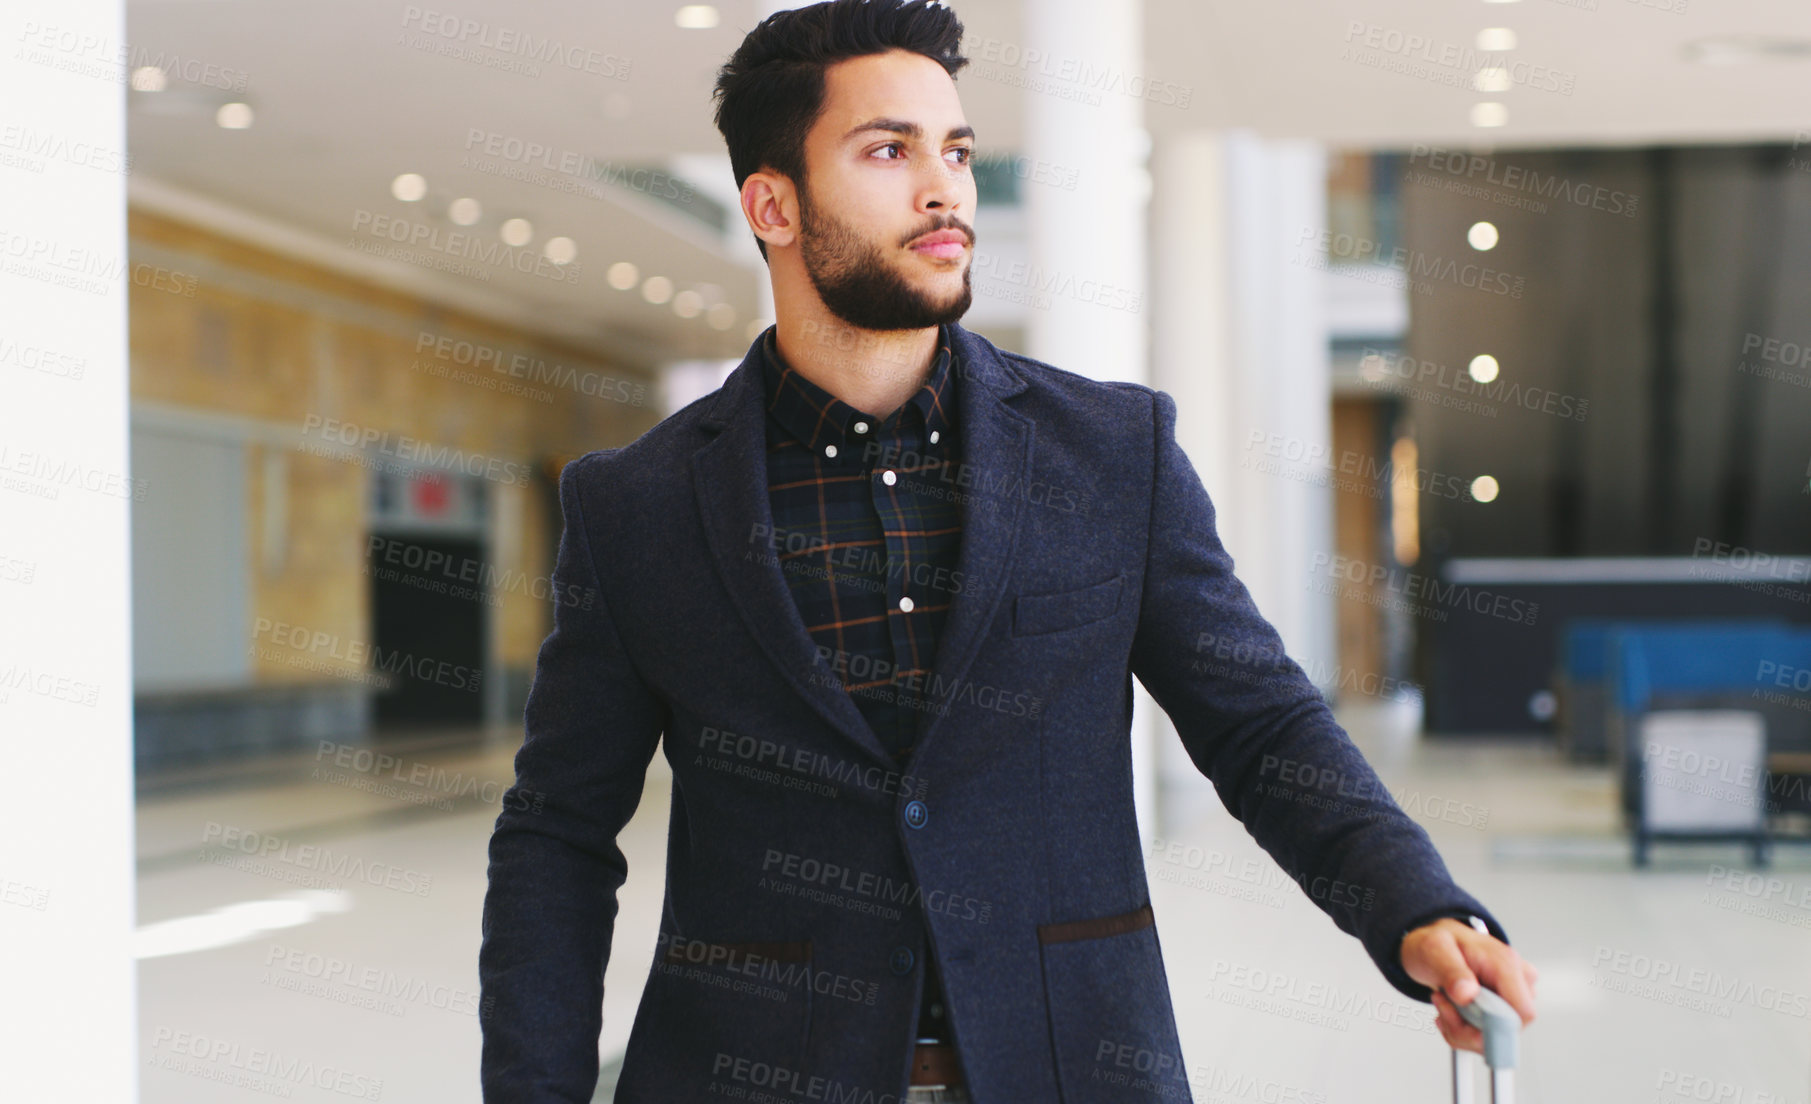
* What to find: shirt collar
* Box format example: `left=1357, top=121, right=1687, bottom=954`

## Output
left=759, top=324, right=957, bottom=460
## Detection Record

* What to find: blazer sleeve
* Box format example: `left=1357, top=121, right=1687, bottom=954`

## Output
left=479, top=451, right=668, bottom=1101
left=1126, top=388, right=1508, bottom=1003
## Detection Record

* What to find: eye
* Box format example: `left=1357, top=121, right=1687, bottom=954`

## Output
left=871, top=141, right=907, bottom=160
left=946, top=146, right=973, bottom=166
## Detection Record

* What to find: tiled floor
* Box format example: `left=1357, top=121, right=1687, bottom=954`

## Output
left=135, top=704, right=1811, bottom=1103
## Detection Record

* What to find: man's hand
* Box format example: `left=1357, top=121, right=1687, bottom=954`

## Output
left=1400, top=917, right=1538, bottom=1054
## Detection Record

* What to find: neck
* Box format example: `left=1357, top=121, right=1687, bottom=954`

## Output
left=771, top=301, right=940, bottom=422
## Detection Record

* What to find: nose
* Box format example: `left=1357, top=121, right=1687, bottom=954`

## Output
left=916, top=155, right=966, bottom=216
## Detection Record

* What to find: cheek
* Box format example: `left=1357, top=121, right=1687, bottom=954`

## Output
left=830, top=178, right=903, bottom=226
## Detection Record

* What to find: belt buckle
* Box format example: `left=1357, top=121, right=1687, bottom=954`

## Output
left=911, top=1040, right=963, bottom=1089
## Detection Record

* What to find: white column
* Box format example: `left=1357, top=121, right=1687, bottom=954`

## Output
left=0, top=0, right=137, bottom=1097
left=1148, top=129, right=1337, bottom=826
left=1018, top=0, right=1149, bottom=381
left=1015, top=0, right=1158, bottom=841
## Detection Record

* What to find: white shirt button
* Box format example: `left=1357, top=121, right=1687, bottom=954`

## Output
left=929, top=430, right=941, bottom=444
left=824, top=444, right=837, bottom=459
left=881, top=470, right=897, bottom=486
left=853, top=421, right=869, bottom=434
left=899, top=596, right=914, bottom=612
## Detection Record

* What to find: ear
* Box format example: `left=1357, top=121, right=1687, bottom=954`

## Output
left=741, top=170, right=799, bottom=251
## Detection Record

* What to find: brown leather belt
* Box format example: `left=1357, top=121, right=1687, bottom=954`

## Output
left=911, top=1042, right=965, bottom=1087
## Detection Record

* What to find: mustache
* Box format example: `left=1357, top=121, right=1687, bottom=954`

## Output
left=899, top=215, right=975, bottom=249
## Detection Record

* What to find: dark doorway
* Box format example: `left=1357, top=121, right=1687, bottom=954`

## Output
left=366, top=532, right=488, bottom=728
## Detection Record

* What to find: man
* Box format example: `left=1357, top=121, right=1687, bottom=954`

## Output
left=478, top=2, right=1538, bottom=1101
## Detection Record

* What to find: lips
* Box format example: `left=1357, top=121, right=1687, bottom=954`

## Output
left=910, top=229, right=970, bottom=259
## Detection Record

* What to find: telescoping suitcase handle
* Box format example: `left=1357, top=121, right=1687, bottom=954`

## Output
left=1451, top=986, right=1518, bottom=1103
left=1450, top=914, right=1520, bottom=1104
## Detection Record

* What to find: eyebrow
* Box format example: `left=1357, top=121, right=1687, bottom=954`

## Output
left=842, top=117, right=976, bottom=144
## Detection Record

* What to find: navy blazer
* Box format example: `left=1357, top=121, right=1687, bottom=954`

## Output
left=479, top=322, right=1506, bottom=1103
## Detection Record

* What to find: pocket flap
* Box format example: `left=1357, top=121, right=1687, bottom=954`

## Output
left=1014, top=573, right=1125, bottom=637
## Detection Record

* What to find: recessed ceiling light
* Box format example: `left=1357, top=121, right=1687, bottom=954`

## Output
left=673, top=290, right=704, bottom=318
left=130, top=66, right=166, bottom=92
left=1684, top=36, right=1811, bottom=65
left=676, top=5, right=720, bottom=29
left=391, top=173, right=427, bottom=202
left=1467, top=221, right=1499, bottom=250
left=607, top=261, right=640, bottom=290
left=1477, top=28, right=1517, bottom=52
left=642, top=275, right=674, bottom=304
left=216, top=102, right=254, bottom=129
left=448, top=197, right=482, bottom=225
left=1471, top=475, right=1501, bottom=503
left=500, top=217, right=533, bottom=247
left=707, top=303, right=737, bottom=331
left=1474, top=67, right=1512, bottom=92
left=543, top=236, right=578, bottom=265
left=1470, top=102, right=1509, bottom=128
left=1469, top=354, right=1500, bottom=383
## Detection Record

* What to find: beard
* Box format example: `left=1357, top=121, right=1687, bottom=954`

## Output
left=797, top=183, right=973, bottom=332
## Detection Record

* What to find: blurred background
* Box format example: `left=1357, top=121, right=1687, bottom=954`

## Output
left=4, top=0, right=1811, bottom=1099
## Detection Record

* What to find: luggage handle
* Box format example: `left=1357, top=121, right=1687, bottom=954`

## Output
left=1450, top=986, right=1519, bottom=1103
left=1455, top=986, right=1519, bottom=1072
left=1450, top=917, right=1520, bottom=1104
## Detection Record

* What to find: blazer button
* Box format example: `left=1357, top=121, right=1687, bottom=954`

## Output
left=890, top=946, right=915, bottom=975
left=903, top=799, right=928, bottom=829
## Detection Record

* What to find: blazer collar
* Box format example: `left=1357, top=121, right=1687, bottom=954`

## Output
left=694, top=322, right=1033, bottom=769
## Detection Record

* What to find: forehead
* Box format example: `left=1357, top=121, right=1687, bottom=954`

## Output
left=813, top=49, right=968, bottom=140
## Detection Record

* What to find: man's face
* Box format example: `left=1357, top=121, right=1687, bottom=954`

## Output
left=795, top=48, right=977, bottom=331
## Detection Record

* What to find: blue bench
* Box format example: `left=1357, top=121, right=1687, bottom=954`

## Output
left=1603, top=622, right=1811, bottom=865
left=1556, top=618, right=1783, bottom=762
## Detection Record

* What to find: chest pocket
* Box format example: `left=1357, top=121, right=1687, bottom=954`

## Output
left=1012, top=572, right=1125, bottom=637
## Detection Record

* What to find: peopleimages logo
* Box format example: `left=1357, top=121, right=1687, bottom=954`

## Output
left=1360, top=348, right=1589, bottom=422
left=1308, top=551, right=1541, bottom=626
left=398, top=6, right=630, bottom=79
left=201, top=821, right=434, bottom=898
left=1341, top=22, right=1577, bottom=96
left=1591, top=945, right=1810, bottom=1019
left=1297, top=226, right=1526, bottom=298
left=461, top=129, right=690, bottom=202
left=298, top=413, right=530, bottom=487
left=1409, top=145, right=1637, bottom=217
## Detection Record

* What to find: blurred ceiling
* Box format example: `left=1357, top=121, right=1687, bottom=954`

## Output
left=121, top=0, right=1811, bottom=367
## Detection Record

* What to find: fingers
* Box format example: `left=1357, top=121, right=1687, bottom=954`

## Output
left=1431, top=989, right=1482, bottom=1053
left=1469, top=942, right=1539, bottom=1028
left=1419, top=928, right=1479, bottom=1005
left=1403, top=918, right=1540, bottom=1050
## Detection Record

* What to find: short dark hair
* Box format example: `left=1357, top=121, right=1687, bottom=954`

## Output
left=712, top=0, right=968, bottom=259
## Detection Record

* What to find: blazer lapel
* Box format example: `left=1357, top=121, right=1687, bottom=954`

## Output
left=692, top=324, right=1032, bottom=769
left=910, top=325, right=1032, bottom=754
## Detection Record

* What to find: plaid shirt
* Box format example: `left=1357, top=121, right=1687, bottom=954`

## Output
left=758, top=323, right=964, bottom=1046
left=758, top=325, right=965, bottom=761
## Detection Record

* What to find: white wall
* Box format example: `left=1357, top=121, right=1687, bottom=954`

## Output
left=0, top=0, right=138, bottom=1095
